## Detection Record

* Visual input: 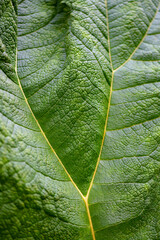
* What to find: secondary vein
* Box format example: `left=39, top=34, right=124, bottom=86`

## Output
left=83, top=1, right=114, bottom=239
left=15, top=49, right=84, bottom=200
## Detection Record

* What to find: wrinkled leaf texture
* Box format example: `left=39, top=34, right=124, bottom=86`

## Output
left=0, top=0, right=160, bottom=239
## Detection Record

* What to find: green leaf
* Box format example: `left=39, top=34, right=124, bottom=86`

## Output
left=0, top=0, right=160, bottom=239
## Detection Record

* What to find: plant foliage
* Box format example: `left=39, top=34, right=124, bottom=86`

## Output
left=0, top=0, right=160, bottom=239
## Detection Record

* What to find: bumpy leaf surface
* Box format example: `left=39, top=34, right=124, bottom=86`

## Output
left=0, top=0, right=160, bottom=239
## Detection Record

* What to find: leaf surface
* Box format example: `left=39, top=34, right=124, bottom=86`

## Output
left=0, top=0, right=160, bottom=239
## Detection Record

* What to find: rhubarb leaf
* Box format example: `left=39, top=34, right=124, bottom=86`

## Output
left=0, top=0, right=160, bottom=239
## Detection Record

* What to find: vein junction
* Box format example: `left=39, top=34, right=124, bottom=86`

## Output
left=16, top=1, right=160, bottom=239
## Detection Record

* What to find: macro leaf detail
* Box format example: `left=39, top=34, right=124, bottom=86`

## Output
left=0, top=0, right=160, bottom=239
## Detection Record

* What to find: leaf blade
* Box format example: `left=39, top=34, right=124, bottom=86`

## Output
left=89, top=3, right=160, bottom=239
left=17, top=0, right=112, bottom=194
left=0, top=1, right=92, bottom=239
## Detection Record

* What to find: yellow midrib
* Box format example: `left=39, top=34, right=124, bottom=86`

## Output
left=15, top=47, right=99, bottom=239
left=15, top=48, right=96, bottom=238
left=15, top=1, right=159, bottom=239
left=83, top=1, right=160, bottom=238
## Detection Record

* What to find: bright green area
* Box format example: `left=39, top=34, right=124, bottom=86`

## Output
left=0, top=1, right=91, bottom=239
left=0, top=0, right=160, bottom=239
left=17, top=0, right=111, bottom=194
